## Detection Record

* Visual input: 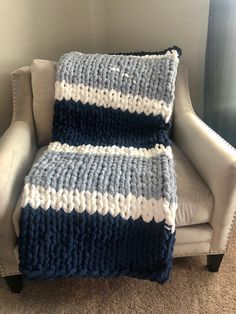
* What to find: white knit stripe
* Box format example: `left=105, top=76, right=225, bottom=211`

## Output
left=55, top=82, right=173, bottom=123
left=22, top=184, right=177, bottom=232
left=48, top=142, right=173, bottom=159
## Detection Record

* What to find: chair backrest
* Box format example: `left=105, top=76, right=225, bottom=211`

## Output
left=31, top=60, right=56, bottom=145
left=31, top=59, right=191, bottom=146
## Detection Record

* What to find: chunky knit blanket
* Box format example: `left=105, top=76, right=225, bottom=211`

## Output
left=19, top=47, right=181, bottom=283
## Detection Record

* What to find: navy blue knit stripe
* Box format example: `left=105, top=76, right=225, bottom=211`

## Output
left=18, top=206, right=175, bottom=283
left=52, top=100, right=171, bottom=148
left=113, top=46, right=182, bottom=57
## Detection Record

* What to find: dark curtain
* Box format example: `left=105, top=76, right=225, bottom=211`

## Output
left=204, top=0, right=236, bottom=147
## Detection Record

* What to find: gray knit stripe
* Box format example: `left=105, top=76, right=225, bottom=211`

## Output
left=56, top=52, right=178, bottom=105
left=25, top=150, right=176, bottom=203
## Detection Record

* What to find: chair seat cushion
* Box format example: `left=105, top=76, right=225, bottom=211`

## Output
left=13, top=142, right=213, bottom=235
left=173, top=142, right=213, bottom=226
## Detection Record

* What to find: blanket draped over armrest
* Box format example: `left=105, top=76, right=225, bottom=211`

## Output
left=19, top=47, right=181, bottom=283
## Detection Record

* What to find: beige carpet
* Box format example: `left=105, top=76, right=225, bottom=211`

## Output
left=1, top=230, right=236, bottom=314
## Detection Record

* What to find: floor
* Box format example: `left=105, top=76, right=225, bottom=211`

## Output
left=0, top=230, right=236, bottom=314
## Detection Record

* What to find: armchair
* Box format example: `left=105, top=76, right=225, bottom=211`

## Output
left=0, top=60, right=235, bottom=292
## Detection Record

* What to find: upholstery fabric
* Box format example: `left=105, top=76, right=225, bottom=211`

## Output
left=18, top=48, right=181, bottom=283
left=31, top=60, right=56, bottom=145
left=172, top=65, right=236, bottom=252
left=173, top=143, right=213, bottom=226
left=1, top=59, right=235, bottom=278
left=0, top=66, right=37, bottom=276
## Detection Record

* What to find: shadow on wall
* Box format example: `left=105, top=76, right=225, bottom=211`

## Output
left=0, top=0, right=210, bottom=136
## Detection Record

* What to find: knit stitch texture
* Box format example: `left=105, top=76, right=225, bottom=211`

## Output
left=19, top=47, right=181, bottom=283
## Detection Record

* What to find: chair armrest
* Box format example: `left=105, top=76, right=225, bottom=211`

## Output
left=173, top=111, right=236, bottom=253
left=0, top=121, right=37, bottom=275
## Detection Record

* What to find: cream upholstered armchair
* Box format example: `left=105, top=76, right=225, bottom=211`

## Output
left=1, top=60, right=236, bottom=292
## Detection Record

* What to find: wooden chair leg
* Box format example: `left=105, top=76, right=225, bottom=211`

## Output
left=207, top=254, right=224, bottom=272
left=4, top=275, right=23, bottom=293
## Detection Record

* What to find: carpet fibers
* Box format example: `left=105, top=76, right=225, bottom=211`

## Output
left=0, top=229, right=236, bottom=314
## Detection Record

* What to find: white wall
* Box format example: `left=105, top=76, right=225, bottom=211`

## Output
left=0, top=0, right=107, bottom=135
left=105, top=0, right=210, bottom=117
left=0, top=0, right=210, bottom=136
